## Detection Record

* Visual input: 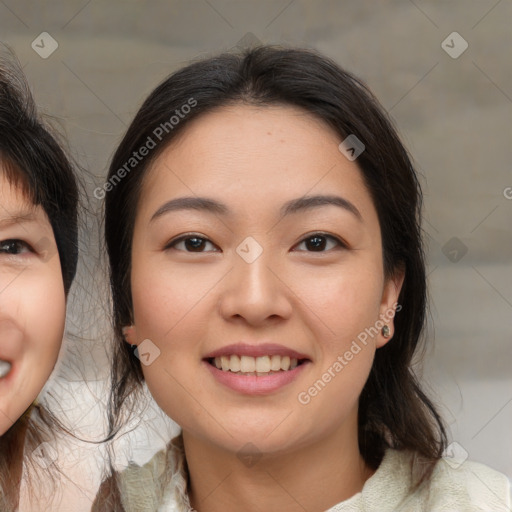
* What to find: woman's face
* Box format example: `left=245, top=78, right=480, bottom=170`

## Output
left=128, top=104, right=403, bottom=455
left=0, top=172, right=66, bottom=435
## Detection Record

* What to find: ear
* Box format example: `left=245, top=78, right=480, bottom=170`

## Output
left=122, top=325, right=139, bottom=346
left=376, top=268, right=405, bottom=349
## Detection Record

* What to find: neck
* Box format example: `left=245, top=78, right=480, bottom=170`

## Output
left=183, top=415, right=374, bottom=512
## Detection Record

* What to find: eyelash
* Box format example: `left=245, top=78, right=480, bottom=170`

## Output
left=0, top=239, right=34, bottom=256
left=165, top=232, right=347, bottom=253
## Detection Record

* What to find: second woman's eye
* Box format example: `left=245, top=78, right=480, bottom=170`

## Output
left=165, top=233, right=346, bottom=253
left=166, top=235, right=218, bottom=253
left=0, top=239, right=33, bottom=256
left=294, top=233, right=346, bottom=252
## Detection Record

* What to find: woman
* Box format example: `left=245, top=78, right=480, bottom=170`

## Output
left=0, top=48, right=79, bottom=510
left=96, top=46, right=511, bottom=511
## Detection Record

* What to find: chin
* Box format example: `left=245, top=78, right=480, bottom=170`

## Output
left=184, top=420, right=308, bottom=458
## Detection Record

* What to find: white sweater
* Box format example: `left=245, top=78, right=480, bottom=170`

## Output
left=117, top=436, right=511, bottom=512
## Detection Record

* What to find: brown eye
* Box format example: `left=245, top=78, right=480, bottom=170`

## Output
left=166, top=235, right=218, bottom=253
left=294, top=233, right=345, bottom=252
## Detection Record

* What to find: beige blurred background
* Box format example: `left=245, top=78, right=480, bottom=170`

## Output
left=1, top=1, right=511, bottom=509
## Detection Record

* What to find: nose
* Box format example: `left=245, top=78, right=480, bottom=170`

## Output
left=218, top=250, right=293, bottom=326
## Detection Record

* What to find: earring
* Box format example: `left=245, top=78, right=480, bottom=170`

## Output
left=381, top=325, right=391, bottom=338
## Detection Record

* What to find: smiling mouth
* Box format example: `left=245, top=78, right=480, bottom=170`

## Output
left=0, top=360, right=12, bottom=379
left=207, top=355, right=308, bottom=376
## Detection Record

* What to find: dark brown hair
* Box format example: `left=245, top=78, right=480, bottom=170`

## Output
left=0, top=46, right=79, bottom=511
left=100, top=45, right=447, bottom=508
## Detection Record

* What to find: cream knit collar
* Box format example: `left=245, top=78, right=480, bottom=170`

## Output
left=117, top=434, right=511, bottom=512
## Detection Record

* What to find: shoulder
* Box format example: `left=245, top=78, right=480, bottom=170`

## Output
left=119, top=448, right=169, bottom=512
left=99, top=435, right=190, bottom=512
left=91, top=449, right=168, bottom=512
left=354, top=449, right=510, bottom=512
left=426, top=453, right=511, bottom=511
left=379, top=448, right=511, bottom=511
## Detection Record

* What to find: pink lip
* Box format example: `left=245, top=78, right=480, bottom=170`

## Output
left=204, top=359, right=310, bottom=395
left=203, top=343, right=310, bottom=360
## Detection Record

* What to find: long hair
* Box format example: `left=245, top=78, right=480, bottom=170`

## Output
left=99, top=45, right=447, bottom=508
left=0, top=46, right=79, bottom=511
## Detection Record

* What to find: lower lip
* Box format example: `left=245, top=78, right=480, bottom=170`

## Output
left=204, top=360, right=309, bottom=395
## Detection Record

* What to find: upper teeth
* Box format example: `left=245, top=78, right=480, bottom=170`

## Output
left=0, top=360, right=11, bottom=379
left=213, top=355, right=299, bottom=374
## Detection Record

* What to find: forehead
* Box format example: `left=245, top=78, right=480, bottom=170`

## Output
left=139, top=104, right=374, bottom=220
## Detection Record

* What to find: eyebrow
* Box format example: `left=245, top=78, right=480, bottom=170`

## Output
left=151, top=194, right=362, bottom=223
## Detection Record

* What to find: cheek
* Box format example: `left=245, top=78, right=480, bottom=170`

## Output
left=20, top=274, right=66, bottom=381
left=130, top=261, right=205, bottom=405
left=131, top=257, right=248, bottom=432
left=0, top=268, right=65, bottom=430
left=295, top=347, right=374, bottom=446
left=131, top=256, right=222, bottom=341
left=292, top=260, right=384, bottom=345
left=289, top=263, right=382, bottom=431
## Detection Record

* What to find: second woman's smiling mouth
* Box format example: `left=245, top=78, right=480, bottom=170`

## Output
left=204, top=359, right=310, bottom=395
left=202, top=342, right=312, bottom=394
left=210, top=354, right=301, bottom=374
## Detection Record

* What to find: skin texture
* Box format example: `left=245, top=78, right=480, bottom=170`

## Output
left=0, top=173, right=65, bottom=435
left=126, top=105, right=404, bottom=511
